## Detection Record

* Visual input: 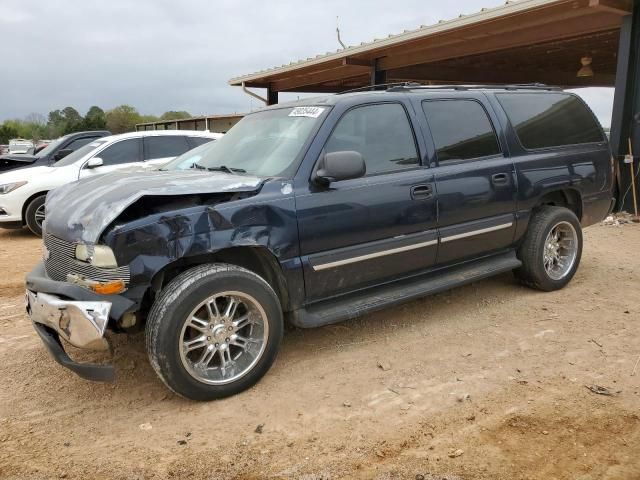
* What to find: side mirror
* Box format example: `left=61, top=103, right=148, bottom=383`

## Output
left=315, top=151, right=366, bottom=185
left=85, top=157, right=104, bottom=169
left=54, top=148, right=73, bottom=161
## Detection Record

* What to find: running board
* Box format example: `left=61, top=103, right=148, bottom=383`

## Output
left=289, top=251, right=521, bottom=329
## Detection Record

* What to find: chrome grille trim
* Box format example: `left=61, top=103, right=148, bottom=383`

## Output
left=44, top=234, right=130, bottom=284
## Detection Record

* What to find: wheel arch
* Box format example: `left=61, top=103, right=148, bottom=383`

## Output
left=534, top=187, right=583, bottom=222
left=150, top=246, right=290, bottom=312
left=21, top=191, right=49, bottom=224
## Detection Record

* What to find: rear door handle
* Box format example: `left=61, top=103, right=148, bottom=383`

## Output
left=411, top=184, right=433, bottom=200
left=491, top=173, right=510, bottom=185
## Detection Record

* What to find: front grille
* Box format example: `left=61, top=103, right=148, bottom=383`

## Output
left=44, top=234, right=130, bottom=284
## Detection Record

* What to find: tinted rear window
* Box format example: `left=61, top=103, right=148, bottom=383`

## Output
left=422, top=99, right=501, bottom=162
left=189, top=136, right=214, bottom=147
left=144, top=135, right=190, bottom=160
left=497, top=93, right=604, bottom=149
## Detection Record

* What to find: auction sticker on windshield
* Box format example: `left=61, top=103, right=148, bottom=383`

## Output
left=289, top=107, right=325, bottom=118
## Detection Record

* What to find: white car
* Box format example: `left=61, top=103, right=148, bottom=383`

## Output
left=0, top=130, right=222, bottom=236
left=9, top=139, right=34, bottom=154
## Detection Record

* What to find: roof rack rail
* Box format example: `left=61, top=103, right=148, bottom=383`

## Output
left=387, top=83, right=562, bottom=92
left=337, top=82, right=421, bottom=95
left=338, top=82, right=562, bottom=95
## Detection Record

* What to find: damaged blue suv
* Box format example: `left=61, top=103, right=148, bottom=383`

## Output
left=26, top=85, right=614, bottom=400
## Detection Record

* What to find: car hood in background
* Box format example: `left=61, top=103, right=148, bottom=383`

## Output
left=0, top=154, right=39, bottom=173
left=44, top=169, right=264, bottom=243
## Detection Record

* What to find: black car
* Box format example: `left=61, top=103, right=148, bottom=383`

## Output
left=0, top=130, right=110, bottom=173
left=26, top=85, right=614, bottom=400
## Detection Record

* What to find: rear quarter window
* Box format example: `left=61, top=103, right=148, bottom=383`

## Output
left=144, top=135, right=191, bottom=160
left=497, top=93, right=604, bottom=150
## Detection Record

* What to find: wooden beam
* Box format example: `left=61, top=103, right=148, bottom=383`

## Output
left=387, top=67, right=615, bottom=87
left=342, top=57, right=372, bottom=67
left=271, top=65, right=369, bottom=91
left=378, top=10, right=623, bottom=71
left=387, top=64, right=616, bottom=87
left=285, top=85, right=350, bottom=93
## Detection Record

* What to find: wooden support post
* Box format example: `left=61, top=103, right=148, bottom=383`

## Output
left=370, top=59, right=387, bottom=89
left=267, top=86, right=278, bottom=106
left=628, top=138, right=639, bottom=217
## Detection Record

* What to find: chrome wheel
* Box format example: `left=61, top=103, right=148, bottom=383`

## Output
left=34, top=204, right=45, bottom=228
left=543, top=221, right=578, bottom=281
left=179, top=291, right=268, bottom=385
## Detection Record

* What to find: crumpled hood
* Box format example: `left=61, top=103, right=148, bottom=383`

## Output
left=44, top=169, right=264, bottom=243
left=0, top=154, right=38, bottom=173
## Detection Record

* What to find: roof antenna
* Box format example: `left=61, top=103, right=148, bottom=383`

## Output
left=336, top=16, right=346, bottom=49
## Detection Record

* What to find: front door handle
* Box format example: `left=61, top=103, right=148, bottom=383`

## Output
left=491, top=173, right=510, bottom=186
left=411, top=184, right=433, bottom=200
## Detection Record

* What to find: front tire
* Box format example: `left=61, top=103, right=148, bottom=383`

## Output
left=515, top=206, right=583, bottom=291
left=145, top=263, right=283, bottom=401
left=25, top=195, right=46, bottom=237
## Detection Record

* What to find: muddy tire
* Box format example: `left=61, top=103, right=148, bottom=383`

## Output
left=145, top=263, right=283, bottom=401
left=515, top=206, right=582, bottom=291
left=25, top=195, right=46, bottom=237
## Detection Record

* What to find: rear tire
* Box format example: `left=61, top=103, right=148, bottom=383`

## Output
left=515, top=206, right=582, bottom=291
left=145, top=263, right=283, bottom=401
left=25, top=195, right=46, bottom=237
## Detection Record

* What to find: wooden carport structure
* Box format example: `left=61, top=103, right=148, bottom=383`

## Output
left=229, top=0, right=640, bottom=210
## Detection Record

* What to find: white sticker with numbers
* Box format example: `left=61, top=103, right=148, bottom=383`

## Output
left=288, top=106, right=325, bottom=118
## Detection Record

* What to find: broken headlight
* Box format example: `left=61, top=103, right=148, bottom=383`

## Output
left=75, top=244, right=118, bottom=268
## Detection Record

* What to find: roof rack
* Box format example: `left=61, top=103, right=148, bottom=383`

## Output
left=388, top=83, right=561, bottom=92
left=339, top=82, right=561, bottom=95
left=337, top=82, right=420, bottom=95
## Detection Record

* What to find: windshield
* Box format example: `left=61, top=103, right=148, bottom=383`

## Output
left=162, top=140, right=219, bottom=171
left=34, top=136, right=67, bottom=158
left=189, top=106, right=327, bottom=178
left=53, top=139, right=108, bottom=167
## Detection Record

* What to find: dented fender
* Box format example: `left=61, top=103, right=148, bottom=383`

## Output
left=98, top=179, right=305, bottom=310
left=44, top=169, right=265, bottom=243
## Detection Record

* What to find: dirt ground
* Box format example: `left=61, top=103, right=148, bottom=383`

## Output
left=0, top=221, right=639, bottom=480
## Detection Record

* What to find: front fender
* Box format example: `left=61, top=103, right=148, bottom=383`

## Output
left=103, top=193, right=301, bottom=306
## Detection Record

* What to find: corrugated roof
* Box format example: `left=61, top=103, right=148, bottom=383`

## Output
left=228, top=0, right=563, bottom=85
left=135, top=113, right=246, bottom=127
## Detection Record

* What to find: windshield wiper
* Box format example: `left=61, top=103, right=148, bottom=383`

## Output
left=207, top=165, right=247, bottom=174
left=192, top=163, right=207, bottom=170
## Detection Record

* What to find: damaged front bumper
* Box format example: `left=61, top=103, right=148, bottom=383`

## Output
left=25, top=261, right=138, bottom=382
left=27, top=290, right=115, bottom=382
left=26, top=291, right=110, bottom=350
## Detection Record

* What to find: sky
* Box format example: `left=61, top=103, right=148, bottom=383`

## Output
left=0, top=0, right=615, bottom=126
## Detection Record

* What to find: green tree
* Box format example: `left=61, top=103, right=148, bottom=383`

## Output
left=2, top=119, right=29, bottom=139
left=48, top=109, right=64, bottom=126
left=60, top=107, right=83, bottom=134
left=139, top=114, right=160, bottom=123
left=47, top=107, right=85, bottom=137
left=105, top=105, right=143, bottom=134
left=0, top=123, right=19, bottom=144
left=83, top=106, right=107, bottom=130
left=160, top=110, right=191, bottom=121
left=46, top=110, right=63, bottom=137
